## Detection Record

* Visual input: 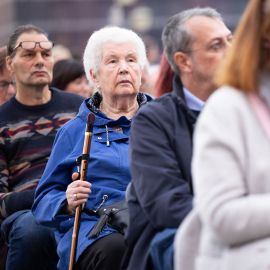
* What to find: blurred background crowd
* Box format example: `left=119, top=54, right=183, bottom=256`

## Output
left=0, top=0, right=250, bottom=100
left=2, top=1, right=268, bottom=270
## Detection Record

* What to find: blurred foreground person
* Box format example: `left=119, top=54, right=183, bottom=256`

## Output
left=175, top=0, right=270, bottom=269
left=0, top=24, right=84, bottom=270
left=32, top=26, right=151, bottom=270
left=0, top=46, right=16, bottom=106
left=51, top=59, right=92, bottom=98
left=121, top=7, right=232, bottom=270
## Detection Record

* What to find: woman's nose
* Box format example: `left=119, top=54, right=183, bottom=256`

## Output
left=119, top=61, right=128, bottom=74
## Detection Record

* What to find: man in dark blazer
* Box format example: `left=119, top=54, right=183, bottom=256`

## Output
left=121, top=7, right=232, bottom=270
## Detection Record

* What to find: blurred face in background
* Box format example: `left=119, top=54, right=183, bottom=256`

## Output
left=140, top=67, right=149, bottom=94
left=0, top=67, right=16, bottom=105
left=64, top=75, right=91, bottom=98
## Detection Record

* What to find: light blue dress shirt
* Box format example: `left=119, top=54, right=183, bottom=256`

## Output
left=183, top=87, right=205, bottom=111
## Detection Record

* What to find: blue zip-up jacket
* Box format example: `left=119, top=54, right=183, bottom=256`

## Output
left=32, top=92, right=151, bottom=270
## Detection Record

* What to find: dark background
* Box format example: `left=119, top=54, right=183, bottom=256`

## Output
left=0, top=0, right=250, bottom=59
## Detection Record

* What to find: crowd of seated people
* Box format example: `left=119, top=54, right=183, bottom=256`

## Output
left=0, top=0, right=270, bottom=269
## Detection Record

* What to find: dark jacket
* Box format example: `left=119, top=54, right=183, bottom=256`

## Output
left=121, top=75, right=198, bottom=270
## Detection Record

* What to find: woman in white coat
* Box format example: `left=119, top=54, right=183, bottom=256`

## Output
left=175, top=0, right=270, bottom=269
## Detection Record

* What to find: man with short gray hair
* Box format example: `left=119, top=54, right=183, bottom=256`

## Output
left=121, top=7, right=232, bottom=270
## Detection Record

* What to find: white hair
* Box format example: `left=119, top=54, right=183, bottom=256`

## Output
left=83, top=26, right=147, bottom=82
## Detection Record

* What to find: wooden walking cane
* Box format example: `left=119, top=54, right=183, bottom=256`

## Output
left=68, top=113, right=95, bottom=270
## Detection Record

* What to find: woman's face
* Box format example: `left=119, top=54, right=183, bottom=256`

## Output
left=65, top=75, right=91, bottom=98
left=91, top=42, right=142, bottom=101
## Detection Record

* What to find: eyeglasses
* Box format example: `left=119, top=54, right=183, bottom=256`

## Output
left=183, top=36, right=233, bottom=54
left=0, top=81, right=16, bottom=93
left=13, top=41, right=54, bottom=52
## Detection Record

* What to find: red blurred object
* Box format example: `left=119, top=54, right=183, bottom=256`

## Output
left=155, top=52, right=175, bottom=97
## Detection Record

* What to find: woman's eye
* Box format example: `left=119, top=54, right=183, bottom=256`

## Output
left=109, top=60, right=116, bottom=64
left=128, top=59, right=134, bottom=62
left=24, top=54, right=32, bottom=57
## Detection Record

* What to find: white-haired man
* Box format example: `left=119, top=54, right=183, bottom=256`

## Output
left=121, top=7, right=232, bottom=270
left=0, top=24, right=84, bottom=270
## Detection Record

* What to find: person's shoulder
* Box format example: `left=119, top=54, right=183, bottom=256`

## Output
left=138, top=93, right=174, bottom=115
left=0, top=97, right=17, bottom=121
left=134, top=93, right=175, bottom=126
left=207, top=85, right=246, bottom=109
left=198, top=85, right=249, bottom=127
left=56, top=113, right=84, bottom=137
left=0, top=98, right=12, bottom=112
left=50, top=87, right=85, bottom=104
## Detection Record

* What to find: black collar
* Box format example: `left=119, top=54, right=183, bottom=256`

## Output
left=171, top=75, right=198, bottom=124
left=87, top=91, right=149, bottom=114
left=171, top=75, right=186, bottom=101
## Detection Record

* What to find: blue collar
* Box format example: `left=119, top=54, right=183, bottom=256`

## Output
left=182, top=87, right=205, bottom=111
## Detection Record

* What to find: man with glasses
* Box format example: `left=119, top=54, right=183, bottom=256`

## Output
left=0, top=25, right=84, bottom=270
left=0, top=46, right=16, bottom=106
left=122, top=7, right=232, bottom=270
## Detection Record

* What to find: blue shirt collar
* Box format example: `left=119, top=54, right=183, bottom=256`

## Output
left=182, top=87, right=205, bottom=111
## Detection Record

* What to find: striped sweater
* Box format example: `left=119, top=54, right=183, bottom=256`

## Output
left=0, top=88, right=84, bottom=223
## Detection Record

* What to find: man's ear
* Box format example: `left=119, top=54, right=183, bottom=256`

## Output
left=6, top=56, right=14, bottom=73
left=89, top=70, right=99, bottom=88
left=174, top=52, right=192, bottom=73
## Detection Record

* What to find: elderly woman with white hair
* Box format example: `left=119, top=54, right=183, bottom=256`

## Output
left=32, top=26, right=151, bottom=270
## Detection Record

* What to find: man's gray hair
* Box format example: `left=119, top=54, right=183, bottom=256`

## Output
left=83, top=26, right=146, bottom=82
left=162, top=7, right=223, bottom=75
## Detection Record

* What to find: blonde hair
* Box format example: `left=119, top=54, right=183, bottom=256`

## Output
left=216, top=0, right=270, bottom=92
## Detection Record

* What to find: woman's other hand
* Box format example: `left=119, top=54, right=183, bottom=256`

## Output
left=62, top=172, right=92, bottom=215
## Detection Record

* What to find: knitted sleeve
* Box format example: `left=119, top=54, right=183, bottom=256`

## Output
left=0, top=143, right=36, bottom=223
left=0, top=140, right=9, bottom=222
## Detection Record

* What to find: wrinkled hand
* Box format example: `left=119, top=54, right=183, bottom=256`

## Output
left=62, top=172, right=92, bottom=216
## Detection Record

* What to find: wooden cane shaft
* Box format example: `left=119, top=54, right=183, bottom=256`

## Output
left=68, top=205, right=82, bottom=270
left=69, top=133, right=93, bottom=269
left=68, top=113, right=95, bottom=270
left=80, top=132, right=92, bottom=181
